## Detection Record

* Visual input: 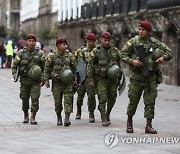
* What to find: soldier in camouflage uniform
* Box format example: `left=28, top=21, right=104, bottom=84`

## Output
left=74, top=33, right=97, bottom=123
left=12, top=34, right=46, bottom=125
left=121, top=21, right=172, bottom=134
left=87, top=32, right=122, bottom=126
left=44, top=38, right=76, bottom=126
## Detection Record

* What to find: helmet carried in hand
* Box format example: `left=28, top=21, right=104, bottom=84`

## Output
left=107, top=64, right=121, bottom=80
left=60, top=69, right=74, bottom=84
left=28, top=65, right=42, bottom=80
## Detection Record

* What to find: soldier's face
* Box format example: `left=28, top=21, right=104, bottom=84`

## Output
left=26, top=39, right=36, bottom=51
left=100, top=37, right=110, bottom=48
left=86, top=39, right=96, bottom=49
left=139, top=27, right=149, bottom=38
left=57, top=43, right=67, bottom=53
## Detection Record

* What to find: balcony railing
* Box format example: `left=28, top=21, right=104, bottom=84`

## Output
left=61, top=0, right=180, bottom=22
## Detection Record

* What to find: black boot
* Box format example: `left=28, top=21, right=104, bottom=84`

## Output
left=23, top=111, right=29, bottom=123
left=145, top=119, right=157, bottom=134
left=30, top=112, right=37, bottom=125
left=106, top=111, right=111, bottom=125
left=89, top=112, right=95, bottom=123
left=100, top=112, right=109, bottom=126
left=57, top=113, right=62, bottom=126
left=126, top=116, right=134, bottom=133
left=75, top=106, right=81, bottom=119
left=64, top=113, right=71, bottom=126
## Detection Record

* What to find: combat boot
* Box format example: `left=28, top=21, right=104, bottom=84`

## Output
left=89, top=112, right=95, bottom=123
left=64, top=113, right=71, bottom=126
left=106, top=111, right=111, bottom=125
left=57, top=113, right=62, bottom=126
left=126, top=116, right=134, bottom=133
left=75, top=106, right=81, bottom=119
left=145, top=119, right=157, bottom=134
left=100, top=112, right=109, bottom=126
left=30, top=112, right=37, bottom=125
left=23, top=111, right=29, bottom=123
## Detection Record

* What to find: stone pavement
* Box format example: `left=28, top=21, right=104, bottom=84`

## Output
left=0, top=68, right=180, bottom=154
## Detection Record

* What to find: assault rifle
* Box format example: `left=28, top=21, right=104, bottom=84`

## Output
left=135, top=45, right=151, bottom=93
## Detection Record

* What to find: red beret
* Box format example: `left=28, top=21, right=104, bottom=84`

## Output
left=85, top=33, right=96, bottom=41
left=139, top=21, right=152, bottom=32
left=101, top=32, right=112, bottom=40
left=26, top=34, right=36, bottom=41
left=56, top=38, right=67, bottom=45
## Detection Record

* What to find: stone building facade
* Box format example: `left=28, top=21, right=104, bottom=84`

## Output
left=0, top=0, right=20, bottom=35
left=58, top=0, right=180, bottom=86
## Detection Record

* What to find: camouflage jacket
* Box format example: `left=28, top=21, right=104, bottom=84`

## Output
left=74, top=45, right=96, bottom=64
left=11, top=47, right=45, bottom=84
left=44, top=50, right=76, bottom=83
left=87, top=44, right=121, bottom=83
left=121, top=35, right=172, bottom=81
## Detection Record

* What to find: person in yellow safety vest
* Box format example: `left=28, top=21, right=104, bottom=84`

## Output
left=5, top=40, right=13, bottom=68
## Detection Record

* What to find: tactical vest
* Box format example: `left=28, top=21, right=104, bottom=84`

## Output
left=95, top=46, right=119, bottom=78
left=20, top=48, right=41, bottom=76
left=50, top=52, right=71, bottom=80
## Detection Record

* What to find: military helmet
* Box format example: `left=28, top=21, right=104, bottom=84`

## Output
left=28, top=65, right=42, bottom=80
left=60, top=69, right=74, bottom=84
left=154, top=48, right=164, bottom=60
left=107, top=65, right=121, bottom=80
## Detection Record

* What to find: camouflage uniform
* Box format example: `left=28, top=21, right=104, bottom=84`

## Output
left=87, top=44, right=121, bottom=125
left=44, top=50, right=76, bottom=115
left=74, top=45, right=96, bottom=116
left=121, top=35, right=172, bottom=119
left=12, top=47, right=45, bottom=114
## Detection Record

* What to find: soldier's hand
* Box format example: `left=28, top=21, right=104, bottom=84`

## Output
left=132, top=60, right=142, bottom=68
left=156, top=56, right=164, bottom=64
left=89, top=81, right=95, bottom=87
left=13, top=74, right=16, bottom=80
left=41, top=79, right=45, bottom=87
left=45, top=81, right=50, bottom=88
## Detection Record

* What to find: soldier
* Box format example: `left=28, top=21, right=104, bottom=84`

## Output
left=74, top=33, right=97, bottom=123
left=121, top=21, right=172, bottom=134
left=44, top=38, right=76, bottom=126
left=12, top=34, right=46, bottom=125
left=87, top=32, right=122, bottom=126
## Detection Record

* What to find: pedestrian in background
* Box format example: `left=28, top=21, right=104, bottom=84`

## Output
left=0, top=43, right=6, bottom=68
left=41, top=44, right=49, bottom=56
left=121, top=21, right=172, bottom=134
left=5, top=40, right=13, bottom=68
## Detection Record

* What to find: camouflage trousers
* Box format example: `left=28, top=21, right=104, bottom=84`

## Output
left=76, top=79, right=96, bottom=112
left=20, top=82, right=41, bottom=112
left=96, top=79, right=118, bottom=113
left=127, top=79, right=158, bottom=119
left=52, top=81, right=73, bottom=113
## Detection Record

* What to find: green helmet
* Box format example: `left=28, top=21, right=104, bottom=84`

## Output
left=107, top=64, right=121, bottom=80
left=60, top=69, right=74, bottom=84
left=28, top=65, right=42, bottom=80
left=154, top=48, right=164, bottom=60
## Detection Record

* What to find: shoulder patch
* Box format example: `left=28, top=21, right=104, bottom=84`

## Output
left=127, top=41, right=132, bottom=47
left=15, top=56, right=21, bottom=62
left=46, top=56, right=52, bottom=63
